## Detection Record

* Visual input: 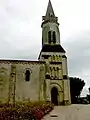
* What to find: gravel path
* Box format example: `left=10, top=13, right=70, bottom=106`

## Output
left=42, top=104, right=90, bottom=120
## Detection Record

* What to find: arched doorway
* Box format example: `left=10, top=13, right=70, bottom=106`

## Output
left=51, top=87, right=58, bottom=105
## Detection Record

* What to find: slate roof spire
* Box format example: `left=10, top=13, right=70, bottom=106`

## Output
left=42, top=0, right=58, bottom=24
left=45, top=0, right=55, bottom=17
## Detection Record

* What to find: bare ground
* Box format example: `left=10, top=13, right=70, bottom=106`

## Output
left=42, top=104, right=90, bottom=120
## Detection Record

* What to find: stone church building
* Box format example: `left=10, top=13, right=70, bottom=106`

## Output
left=0, top=0, right=71, bottom=105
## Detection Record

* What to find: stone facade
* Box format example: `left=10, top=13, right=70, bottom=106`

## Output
left=0, top=61, right=46, bottom=104
left=0, top=0, right=71, bottom=105
left=39, top=52, right=71, bottom=105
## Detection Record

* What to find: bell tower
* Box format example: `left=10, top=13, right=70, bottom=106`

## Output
left=42, top=0, right=60, bottom=45
left=39, top=0, right=71, bottom=105
left=39, top=0, right=65, bottom=60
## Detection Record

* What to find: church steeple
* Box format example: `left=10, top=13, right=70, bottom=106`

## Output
left=42, top=0, right=58, bottom=23
left=41, top=0, right=60, bottom=46
left=45, top=0, right=55, bottom=18
left=38, top=1, right=71, bottom=106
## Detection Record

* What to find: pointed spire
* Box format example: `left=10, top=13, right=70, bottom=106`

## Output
left=42, top=0, right=58, bottom=25
left=46, top=0, right=55, bottom=17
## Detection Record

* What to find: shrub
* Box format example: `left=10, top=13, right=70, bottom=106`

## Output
left=0, top=101, right=54, bottom=120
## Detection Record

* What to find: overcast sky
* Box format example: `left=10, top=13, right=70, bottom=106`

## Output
left=0, top=0, right=90, bottom=96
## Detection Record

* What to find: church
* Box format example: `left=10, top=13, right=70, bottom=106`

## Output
left=0, top=0, right=71, bottom=105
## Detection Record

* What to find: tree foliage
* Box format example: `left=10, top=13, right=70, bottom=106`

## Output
left=69, top=77, right=85, bottom=103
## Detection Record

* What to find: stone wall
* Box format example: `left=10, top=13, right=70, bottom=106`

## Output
left=0, top=60, right=45, bottom=104
left=0, top=62, right=11, bottom=103
left=39, top=52, right=71, bottom=105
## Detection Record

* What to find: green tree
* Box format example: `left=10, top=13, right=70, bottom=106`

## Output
left=69, top=77, right=85, bottom=103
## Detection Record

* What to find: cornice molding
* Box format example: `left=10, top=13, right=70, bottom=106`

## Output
left=0, top=60, right=45, bottom=65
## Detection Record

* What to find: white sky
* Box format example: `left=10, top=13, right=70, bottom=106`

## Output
left=0, top=0, right=90, bottom=96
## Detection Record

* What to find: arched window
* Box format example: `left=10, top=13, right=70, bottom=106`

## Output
left=25, top=70, right=30, bottom=81
left=53, top=31, right=56, bottom=43
left=48, top=31, right=51, bottom=43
